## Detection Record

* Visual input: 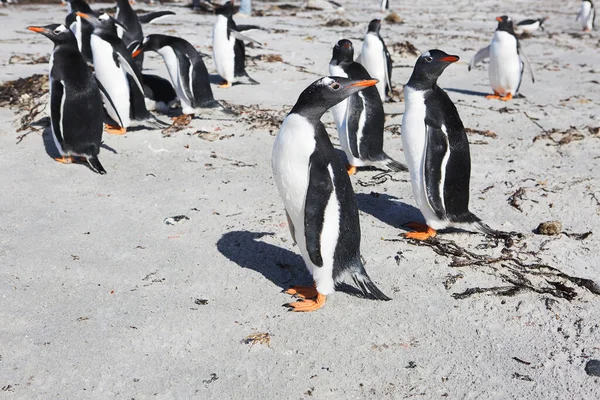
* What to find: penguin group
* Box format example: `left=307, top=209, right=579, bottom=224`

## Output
left=17, top=1, right=594, bottom=312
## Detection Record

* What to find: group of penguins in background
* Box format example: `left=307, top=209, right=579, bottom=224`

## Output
left=24, top=0, right=597, bottom=311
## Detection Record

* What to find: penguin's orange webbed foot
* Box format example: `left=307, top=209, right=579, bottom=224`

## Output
left=104, top=124, right=126, bottom=135
left=500, top=93, right=513, bottom=101
left=404, top=222, right=437, bottom=241
left=285, top=285, right=318, bottom=299
left=218, top=81, right=232, bottom=88
left=346, top=165, right=357, bottom=175
left=54, top=156, right=74, bottom=164
left=285, top=293, right=326, bottom=312
left=485, top=92, right=501, bottom=100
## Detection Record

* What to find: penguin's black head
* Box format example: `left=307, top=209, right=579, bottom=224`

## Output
left=27, top=24, right=77, bottom=46
left=215, top=1, right=234, bottom=17
left=330, top=39, right=354, bottom=66
left=64, top=0, right=94, bottom=15
left=407, top=49, right=459, bottom=90
left=76, top=12, right=128, bottom=36
left=367, top=19, right=382, bottom=34
left=495, top=15, right=515, bottom=34
left=136, top=34, right=169, bottom=54
left=290, top=76, right=378, bottom=119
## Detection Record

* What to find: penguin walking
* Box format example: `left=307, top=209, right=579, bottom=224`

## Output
left=28, top=24, right=106, bottom=174
left=358, top=19, right=393, bottom=103
left=77, top=12, right=167, bottom=134
left=402, top=50, right=502, bottom=240
left=212, top=1, right=260, bottom=88
left=576, top=0, right=595, bottom=32
left=272, top=76, right=391, bottom=312
left=515, top=17, right=548, bottom=34
left=469, top=16, right=535, bottom=101
left=329, top=39, right=407, bottom=175
left=134, top=34, right=235, bottom=119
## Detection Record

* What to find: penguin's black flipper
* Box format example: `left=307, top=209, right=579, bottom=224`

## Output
left=352, top=271, right=392, bottom=301
left=87, top=156, right=107, bottom=175
left=138, top=11, right=176, bottom=24
left=236, top=24, right=263, bottom=32
left=95, top=77, right=124, bottom=127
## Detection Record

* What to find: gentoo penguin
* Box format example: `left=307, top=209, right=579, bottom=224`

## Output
left=64, top=0, right=98, bottom=66
left=358, top=19, right=393, bottom=102
left=329, top=39, right=407, bottom=175
left=469, top=16, right=535, bottom=101
left=142, top=74, right=178, bottom=112
left=402, top=50, right=501, bottom=240
left=134, top=34, right=235, bottom=119
left=576, top=0, right=596, bottom=32
left=212, top=1, right=260, bottom=88
left=515, top=17, right=548, bottom=34
left=77, top=12, right=167, bottom=134
left=28, top=24, right=106, bottom=174
left=380, top=0, right=389, bottom=12
left=272, top=76, right=391, bottom=311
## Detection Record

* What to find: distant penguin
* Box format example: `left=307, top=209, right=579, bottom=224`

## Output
left=64, top=0, right=97, bottom=66
left=272, top=76, right=392, bottom=311
left=402, top=50, right=502, bottom=240
left=329, top=39, right=407, bottom=175
left=135, top=34, right=236, bottom=119
left=142, top=74, right=178, bottom=112
left=212, top=1, right=260, bottom=88
left=28, top=24, right=106, bottom=174
left=576, top=0, right=595, bottom=32
left=380, top=0, right=389, bottom=12
left=77, top=12, right=167, bottom=134
left=469, top=16, right=535, bottom=101
left=358, top=19, right=393, bottom=102
left=515, top=17, right=548, bottom=34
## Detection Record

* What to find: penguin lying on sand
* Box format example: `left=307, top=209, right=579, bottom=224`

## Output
left=515, top=17, right=548, bottom=34
left=212, top=1, right=261, bottom=88
left=134, top=34, right=236, bottom=119
left=272, top=76, right=391, bottom=312
left=77, top=12, right=168, bottom=135
left=469, top=16, right=534, bottom=101
left=142, top=74, right=178, bottom=113
left=329, top=39, right=407, bottom=175
left=28, top=24, right=106, bottom=174
left=576, top=0, right=596, bottom=32
left=402, top=50, right=503, bottom=240
left=357, top=19, right=393, bottom=103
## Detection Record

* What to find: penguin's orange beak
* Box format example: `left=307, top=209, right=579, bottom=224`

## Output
left=496, top=16, right=503, bottom=22
left=27, top=26, right=47, bottom=33
left=76, top=12, right=90, bottom=19
left=440, top=55, right=459, bottom=63
left=132, top=49, right=142, bottom=58
left=347, top=79, right=378, bottom=88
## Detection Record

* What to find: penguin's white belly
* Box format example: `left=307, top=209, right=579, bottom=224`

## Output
left=158, top=46, right=192, bottom=110
left=328, top=64, right=359, bottom=166
left=402, top=87, right=446, bottom=229
left=581, top=3, right=594, bottom=30
left=213, top=16, right=235, bottom=83
left=489, top=32, right=522, bottom=95
left=91, top=36, right=131, bottom=127
left=360, top=34, right=386, bottom=102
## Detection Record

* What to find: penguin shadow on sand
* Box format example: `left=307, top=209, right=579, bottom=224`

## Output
left=355, top=192, right=422, bottom=233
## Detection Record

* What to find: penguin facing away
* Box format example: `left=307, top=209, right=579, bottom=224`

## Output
left=469, top=16, right=535, bottom=101
left=212, top=1, right=260, bottom=88
left=77, top=12, right=167, bottom=134
left=402, top=50, right=503, bottom=240
left=27, top=24, right=106, bottom=174
left=134, top=34, right=236, bottom=119
left=358, top=19, right=393, bottom=103
left=141, top=74, right=178, bottom=113
left=272, top=76, right=391, bottom=312
left=576, top=0, right=596, bottom=32
left=329, top=39, right=407, bottom=175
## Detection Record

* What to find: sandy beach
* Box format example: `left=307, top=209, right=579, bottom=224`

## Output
left=1, top=0, right=600, bottom=398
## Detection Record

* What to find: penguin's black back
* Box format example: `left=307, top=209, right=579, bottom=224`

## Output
left=227, top=16, right=248, bottom=77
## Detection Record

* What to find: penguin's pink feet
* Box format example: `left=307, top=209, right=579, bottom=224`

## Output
left=346, top=165, right=357, bottom=175
left=218, top=80, right=232, bottom=88
left=54, top=156, right=74, bottom=164
left=500, top=93, right=513, bottom=101
left=285, top=285, right=318, bottom=299
left=404, top=222, right=437, bottom=241
left=485, top=91, right=501, bottom=100
left=104, top=124, right=126, bottom=135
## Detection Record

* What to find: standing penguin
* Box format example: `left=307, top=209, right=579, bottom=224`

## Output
left=272, top=76, right=391, bottom=312
left=77, top=12, right=166, bottom=134
left=134, top=34, right=235, bottom=119
left=469, top=16, right=535, bottom=101
left=27, top=24, right=106, bottom=174
left=380, top=0, right=389, bottom=12
left=329, top=39, right=406, bottom=175
left=212, top=1, right=260, bottom=88
left=64, top=0, right=98, bottom=66
left=358, top=19, right=393, bottom=102
left=402, top=50, right=502, bottom=240
left=576, top=0, right=595, bottom=32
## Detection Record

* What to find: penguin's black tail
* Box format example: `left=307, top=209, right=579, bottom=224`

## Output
left=352, top=271, right=392, bottom=301
left=467, top=214, right=512, bottom=239
left=87, top=156, right=107, bottom=175
left=146, top=117, right=171, bottom=129
left=374, top=153, right=408, bottom=172
left=235, top=73, right=260, bottom=86
left=385, top=157, right=409, bottom=172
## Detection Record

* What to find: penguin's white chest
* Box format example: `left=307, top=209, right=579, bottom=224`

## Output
left=360, top=34, right=386, bottom=101
left=90, top=35, right=131, bottom=127
left=489, top=31, right=522, bottom=95
left=157, top=46, right=192, bottom=109
left=580, top=2, right=594, bottom=30
left=212, top=15, right=235, bottom=82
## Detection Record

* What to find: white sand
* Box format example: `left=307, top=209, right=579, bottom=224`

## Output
left=1, top=0, right=600, bottom=398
